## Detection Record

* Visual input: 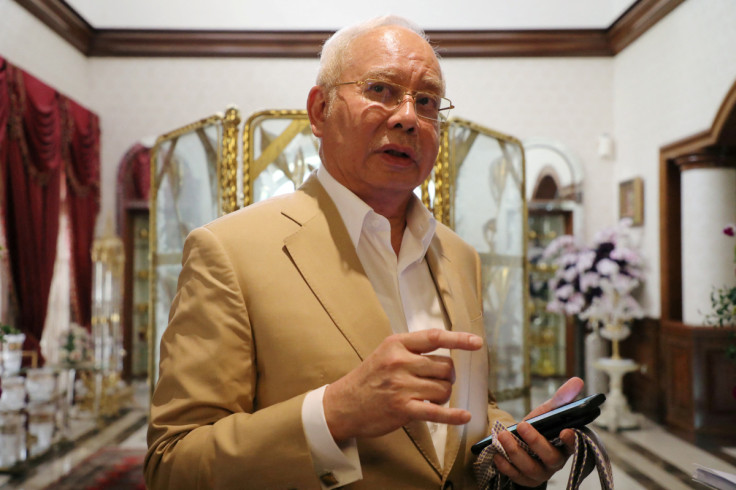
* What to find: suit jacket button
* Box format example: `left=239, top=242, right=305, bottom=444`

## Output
left=443, top=481, right=454, bottom=490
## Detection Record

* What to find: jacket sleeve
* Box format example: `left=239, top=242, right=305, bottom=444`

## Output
left=144, top=226, right=321, bottom=489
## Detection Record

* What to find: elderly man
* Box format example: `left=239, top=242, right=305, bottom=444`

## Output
left=145, top=15, right=583, bottom=490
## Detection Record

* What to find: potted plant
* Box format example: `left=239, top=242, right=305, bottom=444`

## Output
left=704, top=224, right=736, bottom=400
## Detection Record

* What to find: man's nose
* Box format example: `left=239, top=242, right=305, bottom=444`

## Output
left=389, top=94, right=419, bottom=130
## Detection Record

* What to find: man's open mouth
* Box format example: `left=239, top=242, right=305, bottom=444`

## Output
left=384, top=149, right=410, bottom=159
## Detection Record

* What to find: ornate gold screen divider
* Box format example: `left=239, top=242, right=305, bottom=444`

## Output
left=148, top=107, right=241, bottom=397
left=148, top=107, right=529, bottom=413
left=437, top=118, right=530, bottom=412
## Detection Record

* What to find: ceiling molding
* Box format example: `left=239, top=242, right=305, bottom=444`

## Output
left=14, top=0, right=684, bottom=58
left=607, top=0, right=686, bottom=54
left=14, top=0, right=93, bottom=54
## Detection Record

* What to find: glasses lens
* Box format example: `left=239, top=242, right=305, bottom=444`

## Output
left=414, top=92, right=442, bottom=120
left=361, top=80, right=400, bottom=106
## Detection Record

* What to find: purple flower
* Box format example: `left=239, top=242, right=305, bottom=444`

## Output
left=564, top=293, right=586, bottom=315
left=556, top=284, right=574, bottom=300
left=546, top=301, right=564, bottom=314
left=724, top=224, right=735, bottom=237
left=580, top=272, right=601, bottom=291
left=596, top=258, right=620, bottom=276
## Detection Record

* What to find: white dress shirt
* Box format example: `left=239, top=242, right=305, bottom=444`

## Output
left=302, top=166, right=450, bottom=488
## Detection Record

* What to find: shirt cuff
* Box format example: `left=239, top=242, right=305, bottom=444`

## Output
left=302, top=385, right=363, bottom=489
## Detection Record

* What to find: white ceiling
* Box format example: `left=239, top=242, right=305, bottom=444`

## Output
left=65, top=0, right=638, bottom=31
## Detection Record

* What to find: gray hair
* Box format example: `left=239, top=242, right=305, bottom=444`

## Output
left=316, top=15, right=440, bottom=90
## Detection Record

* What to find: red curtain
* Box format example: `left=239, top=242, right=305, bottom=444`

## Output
left=65, top=98, right=100, bottom=331
left=0, top=57, right=100, bottom=363
left=1, top=61, right=62, bottom=360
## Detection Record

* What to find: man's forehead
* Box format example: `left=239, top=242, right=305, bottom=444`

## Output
left=344, top=26, right=444, bottom=90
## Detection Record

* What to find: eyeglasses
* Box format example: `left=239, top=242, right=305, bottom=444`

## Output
left=334, top=79, right=454, bottom=122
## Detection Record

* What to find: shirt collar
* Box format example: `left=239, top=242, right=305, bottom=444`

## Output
left=316, top=165, right=436, bottom=254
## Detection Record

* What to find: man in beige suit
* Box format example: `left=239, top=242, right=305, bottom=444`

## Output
left=145, top=15, right=583, bottom=489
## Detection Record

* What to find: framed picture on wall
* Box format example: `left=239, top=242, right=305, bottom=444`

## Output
left=619, top=177, right=644, bottom=226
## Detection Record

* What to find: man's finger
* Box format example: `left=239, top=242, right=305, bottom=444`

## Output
left=524, top=377, right=584, bottom=420
left=516, top=422, right=567, bottom=470
left=406, top=400, right=473, bottom=425
left=400, top=329, right=483, bottom=354
left=415, top=354, right=456, bottom=382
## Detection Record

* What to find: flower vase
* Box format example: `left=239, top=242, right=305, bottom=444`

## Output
left=599, top=322, right=631, bottom=360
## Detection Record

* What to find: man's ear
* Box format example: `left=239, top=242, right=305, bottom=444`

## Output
left=307, top=85, right=327, bottom=138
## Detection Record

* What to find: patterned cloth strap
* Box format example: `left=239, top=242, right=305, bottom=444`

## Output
left=473, top=420, right=614, bottom=490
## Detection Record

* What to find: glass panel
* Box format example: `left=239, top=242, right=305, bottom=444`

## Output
left=150, top=117, right=222, bottom=390
left=444, top=119, right=529, bottom=418
left=244, top=111, right=320, bottom=205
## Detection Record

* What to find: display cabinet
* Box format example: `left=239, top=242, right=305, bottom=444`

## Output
left=117, top=143, right=152, bottom=380
left=523, top=138, right=585, bottom=380
left=528, top=208, right=574, bottom=377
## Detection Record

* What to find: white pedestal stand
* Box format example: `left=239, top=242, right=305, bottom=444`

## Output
left=584, top=331, right=609, bottom=396
left=593, top=357, right=640, bottom=431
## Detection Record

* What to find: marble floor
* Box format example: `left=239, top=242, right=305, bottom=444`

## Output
left=1, top=380, right=734, bottom=489
left=0, top=382, right=149, bottom=490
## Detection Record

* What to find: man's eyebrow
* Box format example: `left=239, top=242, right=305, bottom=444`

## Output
left=420, top=77, right=445, bottom=95
left=361, top=70, right=444, bottom=94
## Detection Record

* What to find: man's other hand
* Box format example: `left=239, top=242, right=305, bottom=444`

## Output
left=492, top=377, right=585, bottom=488
left=323, top=329, right=483, bottom=441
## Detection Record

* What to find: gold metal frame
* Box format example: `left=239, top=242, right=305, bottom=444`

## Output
left=619, top=176, right=644, bottom=226
left=221, top=107, right=242, bottom=213
left=148, top=108, right=241, bottom=398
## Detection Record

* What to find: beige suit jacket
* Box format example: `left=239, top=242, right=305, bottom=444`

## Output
left=145, top=175, right=514, bottom=489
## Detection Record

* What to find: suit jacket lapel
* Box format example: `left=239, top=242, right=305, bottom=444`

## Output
left=426, top=237, right=473, bottom=477
left=282, top=177, right=453, bottom=475
left=282, top=177, right=392, bottom=360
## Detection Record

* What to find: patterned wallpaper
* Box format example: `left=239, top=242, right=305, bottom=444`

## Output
left=3, top=0, right=736, bottom=320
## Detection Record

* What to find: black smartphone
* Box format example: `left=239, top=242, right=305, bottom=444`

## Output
left=471, top=393, right=606, bottom=454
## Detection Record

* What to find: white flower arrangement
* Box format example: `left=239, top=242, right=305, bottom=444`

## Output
left=543, top=219, right=645, bottom=327
left=61, top=322, right=93, bottom=365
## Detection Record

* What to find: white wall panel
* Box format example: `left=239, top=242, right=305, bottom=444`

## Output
left=3, top=0, right=736, bottom=324
left=0, top=1, right=90, bottom=105
left=613, top=0, right=736, bottom=317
